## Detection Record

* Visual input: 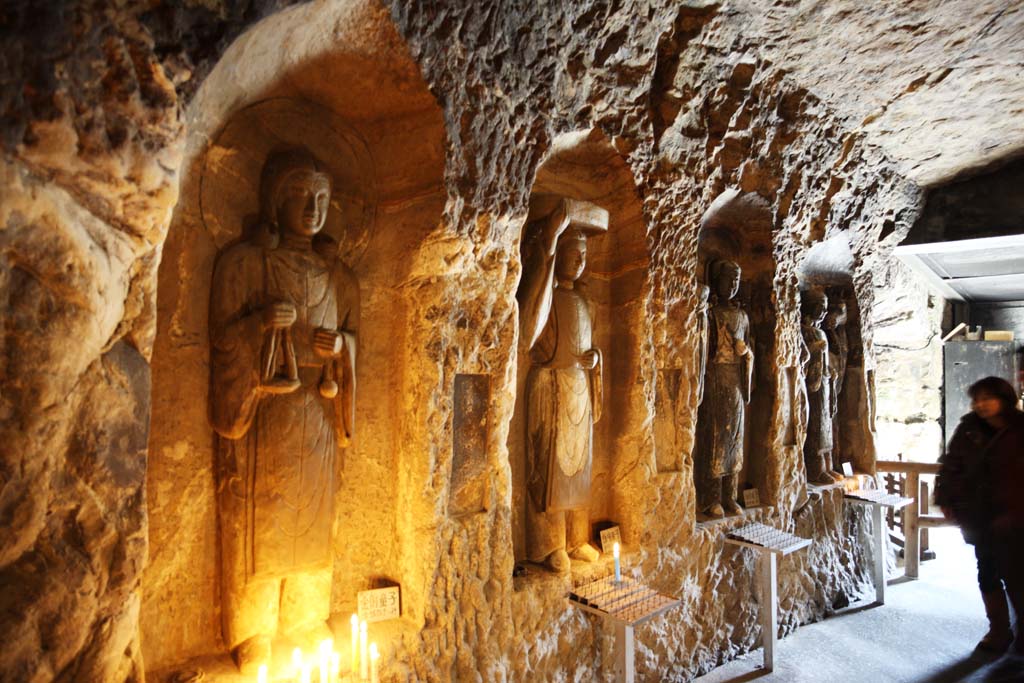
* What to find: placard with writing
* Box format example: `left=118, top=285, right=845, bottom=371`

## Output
left=599, top=526, right=621, bottom=554
left=742, top=488, right=761, bottom=508
left=357, top=586, right=401, bottom=623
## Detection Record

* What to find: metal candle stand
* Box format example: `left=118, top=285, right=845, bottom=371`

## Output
left=567, top=575, right=681, bottom=683
left=723, top=522, right=812, bottom=673
left=844, top=489, right=914, bottom=605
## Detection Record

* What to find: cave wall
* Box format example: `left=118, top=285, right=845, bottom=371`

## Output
left=1, top=1, right=930, bottom=682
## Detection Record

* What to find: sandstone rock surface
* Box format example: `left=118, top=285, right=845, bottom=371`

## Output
left=2, top=1, right=1021, bottom=682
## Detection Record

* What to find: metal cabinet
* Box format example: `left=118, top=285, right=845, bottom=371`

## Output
left=943, top=340, right=1019, bottom=445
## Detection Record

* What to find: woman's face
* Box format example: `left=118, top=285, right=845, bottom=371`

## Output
left=972, top=390, right=1005, bottom=420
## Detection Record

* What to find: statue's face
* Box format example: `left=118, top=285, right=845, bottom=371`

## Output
left=556, top=238, right=587, bottom=282
left=277, top=174, right=330, bottom=236
left=714, top=263, right=741, bottom=300
left=805, top=295, right=827, bottom=324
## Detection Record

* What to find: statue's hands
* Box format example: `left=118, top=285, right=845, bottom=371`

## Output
left=734, top=339, right=750, bottom=357
left=578, top=349, right=600, bottom=370
left=313, top=328, right=344, bottom=358
left=543, top=203, right=572, bottom=254
left=263, top=301, right=297, bottom=330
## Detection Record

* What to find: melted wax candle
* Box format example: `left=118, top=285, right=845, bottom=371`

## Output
left=369, top=643, right=380, bottom=683
left=613, top=542, right=621, bottom=582
left=359, top=621, right=369, bottom=680
left=350, top=614, right=359, bottom=676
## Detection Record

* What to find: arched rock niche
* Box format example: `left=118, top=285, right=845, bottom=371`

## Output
left=798, top=233, right=877, bottom=476
left=694, top=188, right=783, bottom=518
left=142, top=1, right=446, bottom=673
left=509, top=129, right=650, bottom=567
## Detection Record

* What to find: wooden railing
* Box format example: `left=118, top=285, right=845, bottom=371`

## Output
left=875, top=460, right=956, bottom=579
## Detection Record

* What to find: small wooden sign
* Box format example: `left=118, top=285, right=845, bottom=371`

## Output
left=742, top=488, right=761, bottom=508
left=842, top=462, right=855, bottom=477
left=599, top=526, right=621, bottom=554
left=357, top=586, right=401, bottom=623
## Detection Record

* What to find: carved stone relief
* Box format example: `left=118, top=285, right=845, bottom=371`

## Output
left=208, top=147, right=359, bottom=672
left=451, top=373, right=491, bottom=515
left=696, top=259, right=754, bottom=518
left=519, top=199, right=608, bottom=572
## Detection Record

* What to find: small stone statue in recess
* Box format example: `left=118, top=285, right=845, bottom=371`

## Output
left=695, top=284, right=711, bottom=406
left=801, top=289, right=842, bottom=485
left=520, top=199, right=607, bottom=573
left=209, top=147, right=359, bottom=673
left=696, top=259, right=754, bottom=518
left=824, top=294, right=849, bottom=470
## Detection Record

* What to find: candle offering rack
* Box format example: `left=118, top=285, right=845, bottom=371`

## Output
left=723, top=522, right=811, bottom=673
left=844, top=489, right=914, bottom=605
left=567, top=575, right=680, bottom=683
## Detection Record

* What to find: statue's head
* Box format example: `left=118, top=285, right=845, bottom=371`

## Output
left=801, top=289, right=828, bottom=325
left=260, top=147, right=333, bottom=238
left=823, top=298, right=847, bottom=329
left=698, top=283, right=710, bottom=305
left=708, top=259, right=741, bottom=301
left=555, top=229, right=588, bottom=282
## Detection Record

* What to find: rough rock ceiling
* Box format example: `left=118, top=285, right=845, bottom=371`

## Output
left=735, top=0, right=1024, bottom=187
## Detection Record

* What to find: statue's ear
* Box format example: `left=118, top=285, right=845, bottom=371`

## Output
left=313, top=233, right=339, bottom=260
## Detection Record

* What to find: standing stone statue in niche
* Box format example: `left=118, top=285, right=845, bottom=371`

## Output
left=824, top=293, right=849, bottom=472
left=801, top=289, right=842, bottom=485
left=209, top=147, right=359, bottom=672
left=695, top=284, right=710, bottom=406
left=520, top=199, right=607, bottom=573
left=696, top=259, right=754, bottom=518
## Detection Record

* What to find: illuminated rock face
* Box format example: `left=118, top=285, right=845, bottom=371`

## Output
left=2, top=0, right=1018, bottom=681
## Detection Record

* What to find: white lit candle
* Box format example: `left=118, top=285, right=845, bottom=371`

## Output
left=359, top=621, right=369, bottom=681
left=293, top=647, right=304, bottom=678
left=613, top=542, right=621, bottom=582
left=257, top=664, right=268, bottom=683
left=350, top=614, right=359, bottom=676
left=330, top=650, right=341, bottom=682
left=300, top=662, right=312, bottom=683
left=369, top=643, right=380, bottom=683
left=318, top=639, right=332, bottom=683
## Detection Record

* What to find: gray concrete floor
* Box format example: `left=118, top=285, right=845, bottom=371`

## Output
left=695, top=527, right=1024, bottom=683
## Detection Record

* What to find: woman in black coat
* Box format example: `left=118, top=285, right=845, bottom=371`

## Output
left=936, top=376, right=1024, bottom=655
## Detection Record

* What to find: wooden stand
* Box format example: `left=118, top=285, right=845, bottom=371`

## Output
left=723, top=523, right=811, bottom=673
left=845, top=489, right=914, bottom=604
left=568, top=576, right=681, bottom=683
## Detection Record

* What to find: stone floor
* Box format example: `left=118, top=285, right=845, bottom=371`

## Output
left=696, top=527, right=1024, bottom=683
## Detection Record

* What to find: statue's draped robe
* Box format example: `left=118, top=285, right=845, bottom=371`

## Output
left=210, top=240, right=357, bottom=581
left=526, top=285, right=603, bottom=514
left=803, top=324, right=833, bottom=460
left=698, top=301, right=752, bottom=479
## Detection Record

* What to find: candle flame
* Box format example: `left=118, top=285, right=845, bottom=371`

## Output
left=257, top=664, right=268, bottom=683
left=293, top=647, right=303, bottom=669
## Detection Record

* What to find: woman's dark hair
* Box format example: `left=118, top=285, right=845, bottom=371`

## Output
left=968, top=376, right=1019, bottom=411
